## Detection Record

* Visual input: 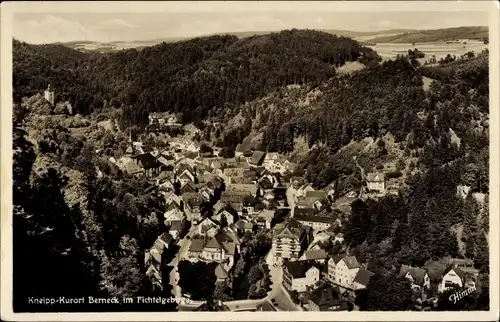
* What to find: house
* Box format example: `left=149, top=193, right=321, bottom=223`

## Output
left=199, top=186, right=214, bottom=202
left=300, top=249, right=329, bottom=263
left=282, top=260, right=321, bottom=293
left=144, top=239, right=165, bottom=290
left=233, top=219, right=254, bottom=235
left=136, top=153, right=161, bottom=178
left=296, top=184, right=315, bottom=198
left=149, top=112, right=167, bottom=125
left=168, top=220, right=185, bottom=240
left=180, top=181, right=197, bottom=195
left=215, top=263, right=229, bottom=282
left=308, top=284, right=349, bottom=311
left=44, top=84, right=55, bottom=105
left=139, top=145, right=154, bottom=155
left=333, top=233, right=344, bottom=244
left=200, top=235, right=237, bottom=268
left=327, top=255, right=361, bottom=288
left=366, top=172, right=385, bottom=193
left=144, top=232, right=174, bottom=289
left=226, top=184, right=258, bottom=198
left=164, top=207, right=184, bottom=226
left=263, top=152, right=281, bottom=171
left=219, top=167, right=246, bottom=184
left=213, top=206, right=238, bottom=226
left=263, top=190, right=276, bottom=202
left=178, top=168, right=196, bottom=185
left=187, top=238, right=205, bottom=261
left=438, top=266, right=474, bottom=293
left=157, top=169, right=175, bottom=186
left=164, top=192, right=183, bottom=209
left=198, top=217, right=220, bottom=238
left=124, top=144, right=136, bottom=157
left=156, top=152, right=175, bottom=168
left=324, top=182, right=336, bottom=200
left=254, top=209, right=274, bottom=229
left=308, top=231, right=334, bottom=251
left=398, top=265, right=431, bottom=290
left=294, top=208, right=334, bottom=233
left=184, top=194, right=204, bottom=223
left=271, top=221, right=303, bottom=264
left=157, top=232, right=174, bottom=249
left=352, top=268, right=375, bottom=290
left=249, top=151, right=267, bottom=167
left=302, top=190, right=329, bottom=210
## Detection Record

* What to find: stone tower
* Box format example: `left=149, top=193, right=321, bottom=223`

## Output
left=44, top=84, right=55, bottom=105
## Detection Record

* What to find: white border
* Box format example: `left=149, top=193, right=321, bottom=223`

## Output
left=1, top=1, right=499, bottom=321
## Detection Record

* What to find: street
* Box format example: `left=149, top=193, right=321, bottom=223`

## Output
left=286, top=187, right=296, bottom=217
left=168, top=225, right=197, bottom=298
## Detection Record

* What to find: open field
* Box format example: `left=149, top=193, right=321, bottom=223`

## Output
left=369, top=41, right=488, bottom=61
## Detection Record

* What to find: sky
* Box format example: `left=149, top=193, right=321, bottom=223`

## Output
left=11, top=2, right=491, bottom=44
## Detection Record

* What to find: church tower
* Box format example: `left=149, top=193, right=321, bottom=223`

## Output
left=44, top=84, right=55, bottom=105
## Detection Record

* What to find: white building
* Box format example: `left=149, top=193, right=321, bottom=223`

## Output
left=271, top=222, right=303, bottom=264
left=327, top=255, right=361, bottom=287
left=282, top=260, right=321, bottom=293
left=44, top=84, right=55, bottom=105
left=439, top=266, right=468, bottom=293
left=366, top=173, right=385, bottom=193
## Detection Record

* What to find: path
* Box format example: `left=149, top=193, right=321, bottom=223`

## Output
left=168, top=225, right=197, bottom=298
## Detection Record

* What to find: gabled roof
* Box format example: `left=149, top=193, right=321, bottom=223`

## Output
left=342, top=256, right=360, bottom=269
left=189, top=238, right=205, bottom=252
left=169, top=220, right=183, bottom=231
left=137, top=153, right=159, bottom=169
left=366, top=172, right=385, bottom=182
left=443, top=266, right=466, bottom=282
left=353, top=268, right=374, bottom=286
left=273, top=225, right=301, bottom=240
left=295, top=215, right=334, bottom=224
left=306, top=190, right=328, bottom=199
left=142, top=145, right=154, bottom=153
left=215, top=264, right=228, bottom=279
left=159, top=232, right=173, bottom=244
left=227, top=184, right=257, bottom=195
left=304, top=249, right=328, bottom=260
left=329, top=255, right=343, bottom=265
left=217, top=205, right=238, bottom=218
left=284, top=260, right=321, bottom=279
left=205, top=237, right=223, bottom=250
left=181, top=181, right=197, bottom=192
left=125, top=145, right=134, bottom=154
left=250, top=151, right=267, bottom=165
left=309, top=284, right=343, bottom=308
left=407, top=267, right=428, bottom=285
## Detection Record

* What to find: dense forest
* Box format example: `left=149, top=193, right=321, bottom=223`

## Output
left=13, top=29, right=380, bottom=128
left=12, top=28, right=489, bottom=311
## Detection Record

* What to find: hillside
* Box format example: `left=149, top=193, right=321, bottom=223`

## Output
left=12, top=30, right=490, bottom=310
left=367, top=26, right=488, bottom=43
left=13, top=29, right=381, bottom=128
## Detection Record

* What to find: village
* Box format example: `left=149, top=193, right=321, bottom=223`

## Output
left=105, top=110, right=482, bottom=312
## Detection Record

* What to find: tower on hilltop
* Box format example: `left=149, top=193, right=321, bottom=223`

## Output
left=44, top=84, right=54, bottom=106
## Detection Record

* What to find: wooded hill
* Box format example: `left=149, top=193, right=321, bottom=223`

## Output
left=13, top=29, right=381, bottom=128
left=12, top=29, right=490, bottom=311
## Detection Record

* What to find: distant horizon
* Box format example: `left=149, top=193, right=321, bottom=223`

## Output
left=13, top=8, right=489, bottom=45
left=13, top=25, right=489, bottom=45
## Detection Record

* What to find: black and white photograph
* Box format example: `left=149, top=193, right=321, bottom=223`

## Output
left=1, top=1, right=499, bottom=321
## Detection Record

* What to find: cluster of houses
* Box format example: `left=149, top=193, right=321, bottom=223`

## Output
left=277, top=250, right=480, bottom=311
left=137, top=116, right=478, bottom=310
